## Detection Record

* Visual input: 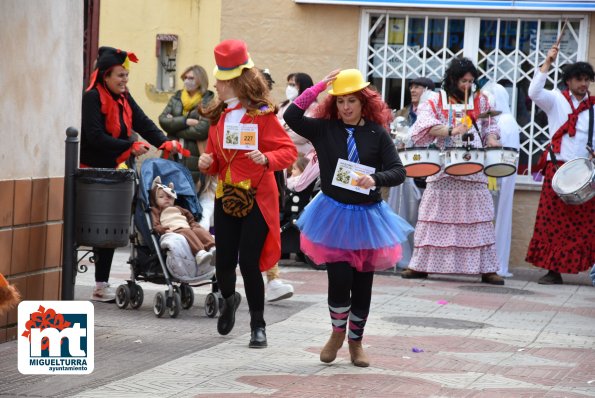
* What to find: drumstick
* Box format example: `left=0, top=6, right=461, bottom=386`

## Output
left=555, top=19, right=568, bottom=48
left=587, top=145, right=595, bottom=157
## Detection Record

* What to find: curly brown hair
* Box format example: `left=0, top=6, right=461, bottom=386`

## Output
left=312, top=86, right=393, bottom=130
left=199, top=68, right=277, bottom=125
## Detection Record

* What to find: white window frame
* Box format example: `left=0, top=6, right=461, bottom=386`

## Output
left=358, top=9, right=589, bottom=186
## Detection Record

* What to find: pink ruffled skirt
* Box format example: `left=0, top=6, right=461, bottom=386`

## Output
left=408, top=177, right=499, bottom=274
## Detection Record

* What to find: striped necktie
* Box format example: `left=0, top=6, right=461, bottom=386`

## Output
left=345, top=127, right=360, bottom=163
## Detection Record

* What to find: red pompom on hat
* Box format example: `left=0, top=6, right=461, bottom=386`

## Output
left=213, top=39, right=254, bottom=81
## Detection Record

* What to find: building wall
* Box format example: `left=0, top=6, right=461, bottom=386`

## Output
left=0, top=0, right=83, bottom=343
left=221, top=1, right=593, bottom=269
left=221, top=0, right=360, bottom=104
left=98, top=0, right=222, bottom=123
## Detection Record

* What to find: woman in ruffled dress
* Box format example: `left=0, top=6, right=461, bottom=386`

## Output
left=402, top=57, right=504, bottom=285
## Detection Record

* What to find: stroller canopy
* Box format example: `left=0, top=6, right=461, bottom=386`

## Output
left=139, top=158, right=202, bottom=219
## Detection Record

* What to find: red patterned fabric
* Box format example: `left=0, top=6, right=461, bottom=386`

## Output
left=526, top=161, right=595, bottom=273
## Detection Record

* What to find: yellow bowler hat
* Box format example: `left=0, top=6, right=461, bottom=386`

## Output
left=328, top=69, right=370, bottom=96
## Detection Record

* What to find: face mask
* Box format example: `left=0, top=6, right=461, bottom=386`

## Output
left=285, top=85, right=299, bottom=101
left=184, top=78, right=198, bottom=91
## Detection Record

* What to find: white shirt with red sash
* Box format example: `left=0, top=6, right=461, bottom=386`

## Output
left=528, top=69, right=593, bottom=163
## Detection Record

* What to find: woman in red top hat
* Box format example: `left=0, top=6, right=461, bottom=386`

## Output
left=82, top=46, right=180, bottom=301
left=199, top=39, right=297, bottom=348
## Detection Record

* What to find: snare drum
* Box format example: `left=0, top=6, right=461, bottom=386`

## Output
left=397, top=147, right=442, bottom=178
left=552, top=158, right=595, bottom=205
left=443, top=147, right=485, bottom=176
left=483, top=147, right=519, bottom=177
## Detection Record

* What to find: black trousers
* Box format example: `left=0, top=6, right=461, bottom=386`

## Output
left=214, top=199, right=269, bottom=328
left=326, top=262, right=374, bottom=314
left=93, top=247, right=114, bottom=283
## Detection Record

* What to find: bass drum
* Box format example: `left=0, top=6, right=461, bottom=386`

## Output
left=443, top=147, right=485, bottom=176
left=397, top=147, right=442, bottom=178
left=552, top=158, right=595, bottom=205
left=483, top=147, right=519, bottom=177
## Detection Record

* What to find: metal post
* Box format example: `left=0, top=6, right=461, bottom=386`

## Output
left=62, top=127, right=79, bottom=300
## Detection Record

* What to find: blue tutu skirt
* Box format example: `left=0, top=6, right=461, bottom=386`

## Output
left=297, top=192, right=414, bottom=271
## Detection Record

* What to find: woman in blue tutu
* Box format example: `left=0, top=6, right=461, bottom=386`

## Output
left=284, top=69, right=413, bottom=367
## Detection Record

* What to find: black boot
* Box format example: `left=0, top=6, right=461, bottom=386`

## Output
left=217, top=292, right=241, bottom=335
left=249, top=310, right=267, bottom=348
left=249, top=327, right=267, bottom=348
left=538, top=270, right=563, bottom=285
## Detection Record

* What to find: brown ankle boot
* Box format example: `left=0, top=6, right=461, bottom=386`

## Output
left=348, top=340, right=370, bottom=367
left=320, top=331, right=345, bottom=363
left=481, top=272, right=504, bottom=285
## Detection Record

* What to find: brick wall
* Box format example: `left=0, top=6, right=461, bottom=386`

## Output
left=0, top=177, right=64, bottom=343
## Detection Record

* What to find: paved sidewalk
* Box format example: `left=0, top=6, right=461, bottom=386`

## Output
left=1, top=248, right=594, bottom=397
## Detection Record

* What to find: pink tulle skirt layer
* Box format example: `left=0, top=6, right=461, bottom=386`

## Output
left=301, top=235, right=402, bottom=272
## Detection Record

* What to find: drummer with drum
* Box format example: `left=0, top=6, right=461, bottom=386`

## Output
left=400, top=57, right=506, bottom=285
left=525, top=43, right=595, bottom=285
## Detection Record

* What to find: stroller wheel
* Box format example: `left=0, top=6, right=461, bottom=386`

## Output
left=130, top=284, right=144, bottom=309
left=204, top=292, right=219, bottom=318
left=181, top=284, right=194, bottom=309
left=115, top=285, right=130, bottom=309
left=168, top=291, right=181, bottom=318
left=153, top=292, right=166, bottom=318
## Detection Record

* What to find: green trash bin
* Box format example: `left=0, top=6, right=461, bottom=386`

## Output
left=75, top=168, right=135, bottom=248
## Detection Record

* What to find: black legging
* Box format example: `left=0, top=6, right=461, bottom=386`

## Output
left=326, top=262, right=374, bottom=313
left=214, top=199, right=268, bottom=327
left=94, top=247, right=114, bottom=283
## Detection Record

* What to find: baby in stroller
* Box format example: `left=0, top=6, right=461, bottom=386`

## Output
left=150, top=176, right=216, bottom=273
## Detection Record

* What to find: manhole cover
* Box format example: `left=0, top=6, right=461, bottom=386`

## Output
left=458, top=285, right=534, bottom=295
left=385, top=316, right=488, bottom=329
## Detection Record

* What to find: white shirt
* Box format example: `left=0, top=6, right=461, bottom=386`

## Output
left=528, top=69, right=593, bottom=161
left=224, top=97, right=246, bottom=124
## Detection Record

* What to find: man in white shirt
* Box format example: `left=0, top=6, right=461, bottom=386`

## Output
left=525, top=43, right=595, bottom=285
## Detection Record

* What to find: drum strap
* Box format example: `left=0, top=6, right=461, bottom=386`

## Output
left=588, top=105, right=594, bottom=150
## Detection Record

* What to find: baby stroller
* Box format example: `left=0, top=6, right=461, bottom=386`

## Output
left=115, top=158, right=221, bottom=318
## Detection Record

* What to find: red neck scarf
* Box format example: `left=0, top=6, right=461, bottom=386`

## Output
left=535, top=90, right=595, bottom=171
left=96, top=84, right=133, bottom=139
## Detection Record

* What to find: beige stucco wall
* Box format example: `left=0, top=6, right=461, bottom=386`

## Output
left=0, top=0, right=83, bottom=179
left=98, top=0, right=222, bottom=123
left=509, top=189, right=540, bottom=267
left=220, top=0, right=360, bottom=104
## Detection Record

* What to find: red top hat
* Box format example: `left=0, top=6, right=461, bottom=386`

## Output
left=213, top=39, right=254, bottom=81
